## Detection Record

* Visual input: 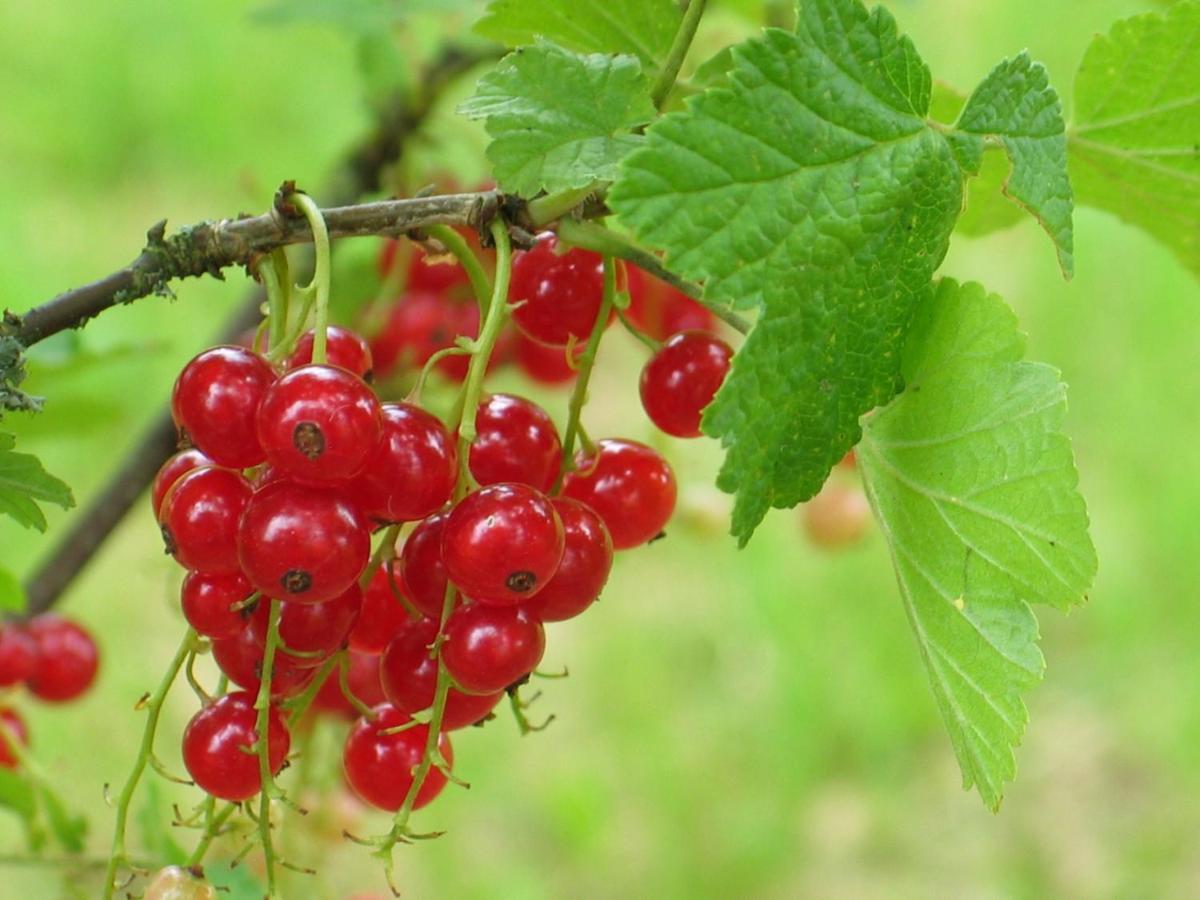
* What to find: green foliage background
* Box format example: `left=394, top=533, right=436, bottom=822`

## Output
left=0, top=0, right=1197, bottom=896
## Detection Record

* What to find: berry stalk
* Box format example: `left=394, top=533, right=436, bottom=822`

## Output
left=253, top=598, right=284, bottom=899
left=288, top=192, right=333, bottom=365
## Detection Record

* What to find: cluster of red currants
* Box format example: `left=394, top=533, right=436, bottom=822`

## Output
left=0, top=613, right=99, bottom=768
left=152, top=227, right=734, bottom=815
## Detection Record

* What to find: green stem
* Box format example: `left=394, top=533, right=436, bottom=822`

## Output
left=527, top=184, right=599, bottom=228
left=259, top=250, right=291, bottom=356
left=101, top=629, right=196, bottom=900
left=425, top=224, right=492, bottom=316
left=453, top=219, right=514, bottom=491
left=288, top=192, right=333, bottom=365
left=285, top=653, right=339, bottom=731
left=555, top=255, right=617, bottom=488
left=650, top=0, right=710, bottom=109
left=186, top=802, right=237, bottom=867
left=556, top=219, right=750, bottom=335
left=254, top=598, right=283, bottom=899
left=360, top=523, right=403, bottom=591
left=616, top=307, right=662, bottom=351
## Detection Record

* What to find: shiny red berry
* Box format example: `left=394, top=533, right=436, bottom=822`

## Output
left=469, top=394, right=562, bottom=493
left=25, top=614, right=99, bottom=703
left=369, top=292, right=470, bottom=379
left=625, top=266, right=716, bottom=341
left=0, top=707, right=28, bottom=768
left=180, top=571, right=256, bottom=640
left=639, top=331, right=733, bottom=438
left=160, top=467, right=252, bottom=574
left=343, top=705, right=451, bottom=811
left=380, top=618, right=502, bottom=730
left=151, top=449, right=212, bottom=519
left=348, top=403, right=456, bottom=524
left=182, top=692, right=290, bottom=802
left=561, top=439, right=677, bottom=549
left=256, top=364, right=383, bottom=485
left=286, top=327, right=374, bottom=380
left=348, top=563, right=412, bottom=655
left=442, top=604, right=545, bottom=695
left=249, top=585, right=362, bottom=668
left=211, top=628, right=316, bottom=699
left=441, top=484, right=564, bottom=605
left=398, top=511, right=453, bottom=620
left=171, top=346, right=275, bottom=468
left=509, top=235, right=611, bottom=346
left=513, top=332, right=579, bottom=385
left=520, top=498, right=613, bottom=623
left=0, top=625, right=36, bottom=688
left=238, top=481, right=371, bottom=604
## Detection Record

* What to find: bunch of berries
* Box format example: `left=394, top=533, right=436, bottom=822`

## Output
left=152, top=226, right=734, bottom=818
left=0, top=613, right=99, bottom=768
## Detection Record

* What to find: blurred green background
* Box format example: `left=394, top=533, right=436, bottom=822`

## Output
left=1, top=1, right=1198, bottom=898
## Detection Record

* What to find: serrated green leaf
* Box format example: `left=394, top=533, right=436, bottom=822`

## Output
left=0, top=566, right=25, bottom=614
left=859, top=279, right=1096, bottom=810
left=474, top=0, right=681, bottom=72
left=949, top=53, right=1074, bottom=275
left=0, top=433, right=74, bottom=531
left=0, top=768, right=36, bottom=821
left=459, top=41, right=656, bottom=196
left=1068, top=0, right=1200, bottom=278
left=610, top=0, right=965, bottom=543
left=931, top=82, right=1025, bottom=237
left=38, top=786, right=86, bottom=853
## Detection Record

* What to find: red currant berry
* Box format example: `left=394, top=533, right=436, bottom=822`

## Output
left=514, top=333, right=579, bottom=385
left=181, top=691, right=290, bottom=802
left=639, top=331, right=733, bottom=438
left=561, top=439, right=677, bottom=550
left=442, top=484, right=564, bottom=605
left=160, top=467, right=252, bottom=574
left=343, top=705, right=451, bottom=811
left=171, top=346, right=275, bottom=468
left=256, top=364, right=383, bottom=484
left=380, top=618, right=502, bottom=730
left=0, top=625, right=36, bottom=688
left=287, top=327, right=374, bottom=380
left=398, top=511, right=451, bottom=619
left=249, top=585, right=362, bottom=668
left=211, top=628, right=316, bottom=699
left=180, top=571, right=256, bottom=640
left=238, top=481, right=371, bottom=604
left=801, top=483, right=871, bottom=549
left=626, top=266, right=716, bottom=341
left=369, top=292, right=469, bottom=379
left=0, top=707, right=28, bottom=769
left=348, top=562, right=411, bottom=655
left=468, top=394, right=562, bottom=493
left=151, top=448, right=212, bottom=519
left=25, top=615, right=99, bottom=702
left=509, top=235, right=611, bottom=346
left=143, top=866, right=217, bottom=900
left=520, top=498, right=613, bottom=622
left=346, top=650, right=387, bottom=707
left=348, top=403, right=456, bottom=524
left=442, top=604, right=545, bottom=695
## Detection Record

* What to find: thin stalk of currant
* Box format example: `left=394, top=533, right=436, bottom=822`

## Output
left=526, top=183, right=600, bottom=229
left=259, top=249, right=291, bottom=356
left=253, top=597, right=285, bottom=899
left=425, top=224, right=492, bottom=316
left=102, top=629, right=198, bottom=900
left=370, top=218, right=513, bottom=875
left=186, top=802, right=237, bottom=867
left=555, top=219, right=750, bottom=336
left=288, top=191, right=333, bottom=365
left=650, top=0, right=709, bottom=108
left=555, top=254, right=617, bottom=488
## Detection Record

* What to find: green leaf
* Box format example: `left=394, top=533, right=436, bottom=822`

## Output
left=38, top=786, right=87, bottom=853
left=474, top=0, right=681, bottom=72
left=1068, top=0, right=1200, bottom=278
left=858, top=279, right=1096, bottom=810
left=0, top=432, right=74, bottom=531
left=948, top=53, right=1074, bottom=275
left=459, top=41, right=656, bottom=196
left=0, top=768, right=36, bottom=822
left=0, top=566, right=25, bottom=614
left=610, top=0, right=966, bottom=543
